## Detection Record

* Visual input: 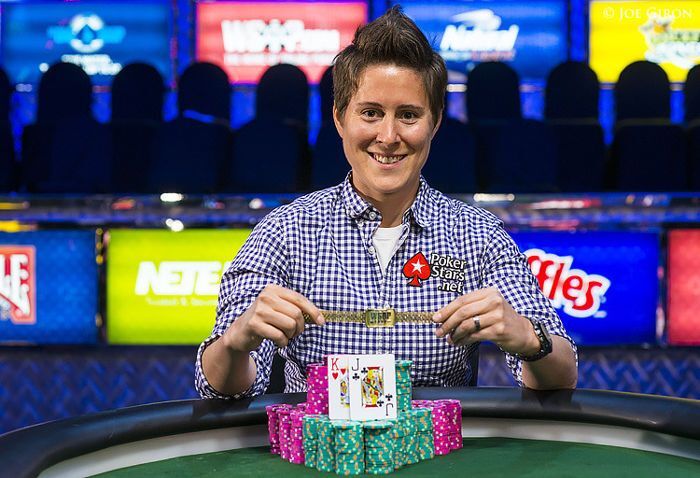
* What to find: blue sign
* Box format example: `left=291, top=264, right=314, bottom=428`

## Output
left=0, top=231, right=98, bottom=344
left=510, top=231, right=659, bottom=346
left=399, top=0, right=568, bottom=83
left=1, top=1, right=174, bottom=85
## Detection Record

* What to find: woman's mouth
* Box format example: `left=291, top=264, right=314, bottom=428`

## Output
left=369, top=152, right=406, bottom=165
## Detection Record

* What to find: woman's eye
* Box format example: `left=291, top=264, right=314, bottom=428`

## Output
left=362, top=110, right=379, bottom=118
left=401, top=111, right=417, bottom=120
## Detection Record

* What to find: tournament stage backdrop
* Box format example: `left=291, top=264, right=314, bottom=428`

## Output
left=511, top=230, right=659, bottom=346
left=196, top=0, right=367, bottom=84
left=106, top=229, right=251, bottom=344
left=0, top=230, right=98, bottom=344
left=0, top=0, right=174, bottom=85
left=399, top=0, right=568, bottom=83
left=667, top=229, right=700, bottom=346
left=590, top=0, right=700, bottom=82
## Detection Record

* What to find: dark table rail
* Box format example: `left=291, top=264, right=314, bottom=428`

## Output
left=1, top=387, right=699, bottom=478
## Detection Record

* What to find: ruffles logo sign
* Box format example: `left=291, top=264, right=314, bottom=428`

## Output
left=640, top=14, right=700, bottom=69
left=525, top=248, right=611, bottom=318
left=0, top=246, right=36, bottom=325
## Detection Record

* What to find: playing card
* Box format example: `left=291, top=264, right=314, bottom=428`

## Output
left=327, top=354, right=351, bottom=419
left=348, top=354, right=397, bottom=421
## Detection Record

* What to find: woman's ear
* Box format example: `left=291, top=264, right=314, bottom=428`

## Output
left=333, top=103, right=344, bottom=139
left=431, top=111, right=443, bottom=139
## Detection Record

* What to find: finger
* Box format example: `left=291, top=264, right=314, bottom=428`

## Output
left=263, top=311, right=299, bottom=340
left=432, top=289, right=492, bottom=324
left=271, top=299, right=306, bottom=337
left=435, top=297, right=491, bottom=338
left=450, top=331, right=486, bottom=347
left=450, top=313, right=494, bottom=343
left=276, top=287, right=325, bottom=326
left=250, top=321, right=290, bottom=348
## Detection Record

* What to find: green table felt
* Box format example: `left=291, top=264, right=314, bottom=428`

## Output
left=93, top=438, right=700, bottom=478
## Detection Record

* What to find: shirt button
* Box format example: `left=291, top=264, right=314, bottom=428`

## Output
left=368, top=246, right=376, bottom=255
left=368, top=211, right=377, bottom=220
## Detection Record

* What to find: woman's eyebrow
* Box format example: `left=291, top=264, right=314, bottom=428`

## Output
left=356, top=102, right=425, bottom=111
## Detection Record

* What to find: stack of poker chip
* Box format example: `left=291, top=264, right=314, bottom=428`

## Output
left=266, top=358, right=464, bottom=474
left=302, top=414, right=324, bottom=469
left=265, top=404, right=289, bottom=455
left=430, top=400, right=462, bottom=455
left=411, top=408, right=435, bottom=461
left=391, top=414, right=408, bottom=468
left=288, top=409, right=306, bottom=464
left=363, top=420, right=395, bottom=474
left=306, top=363, right=329, bottom=414
left=278, top=407, right=293, bottom=460
left=395, top=360, right=413, bottom=411
left=316, top=417, right=336, bottom=472
left=437, top=399, right=463, bottom=451
left=333, top=420, right=365, bottom=475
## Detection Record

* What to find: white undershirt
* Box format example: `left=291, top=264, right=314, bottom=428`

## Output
left=372, top=225, right=404, bottom=274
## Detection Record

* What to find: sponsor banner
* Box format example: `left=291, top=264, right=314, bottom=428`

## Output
left=667, top=230, right=700, bottom=345
left=511, top=231, right=659, bottom=346
left=0, top=231, right=98, bottom=344
left=400, top=0, right=568, bottom=82
left=196, top=1, right=367, bottom=84
left=106, top=229, right=252, bottom=344
left=590, top=1, right=700, bottom=83
left=1, top=1, right=174, bottom=85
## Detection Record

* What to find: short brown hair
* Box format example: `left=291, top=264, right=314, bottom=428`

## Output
left=333, top=6, right=447, bottom=125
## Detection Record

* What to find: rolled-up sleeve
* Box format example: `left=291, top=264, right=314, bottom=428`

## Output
left=195, top=213, right=289, bottom=399
left=479, top=220, right=578, bottom=385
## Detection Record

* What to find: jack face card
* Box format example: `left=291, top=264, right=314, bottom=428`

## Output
left=348, top=354, right=397, bottom=421
left=327, top=355, right=351, bottom=419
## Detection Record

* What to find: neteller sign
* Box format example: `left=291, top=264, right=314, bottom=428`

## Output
left=196, top=1, right=366, bottom=83
left=106, top=229, right=252, bottom=344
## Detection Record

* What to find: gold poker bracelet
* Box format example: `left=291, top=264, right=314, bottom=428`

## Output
left=303, top=308, right=434, bottom=328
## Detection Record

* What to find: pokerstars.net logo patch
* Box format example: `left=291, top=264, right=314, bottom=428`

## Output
left=402, top=252, right=466, bottom=293
left=525, top=248, right=611, bottom=318
left=0, top=246, right=36, bottom=325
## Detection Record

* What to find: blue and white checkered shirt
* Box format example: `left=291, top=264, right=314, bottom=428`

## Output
left=195, top=176, right=576, bottom=399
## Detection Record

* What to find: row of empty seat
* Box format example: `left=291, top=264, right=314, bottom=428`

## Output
left=0, top=59, right=699, bottom=194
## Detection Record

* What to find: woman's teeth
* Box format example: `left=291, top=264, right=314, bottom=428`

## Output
left=371, top=153, right=405, bottom=164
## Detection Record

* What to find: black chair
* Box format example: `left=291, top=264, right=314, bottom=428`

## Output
left=545, top=61, right=606, bottom=192
left=684, top=65, right=700, bottom=189
left=149, top=62, right=232, bottom=193
left=0, top=67, right=15, bottom=192
left=312, top=66, right=347, bottom=189
left=227, top=64, right=310, bottom=193
left=22, top=62, right=112, bottom=193
left=423, top=117, right=476, bottom=193
left=616, top=61, right=670, bottom=121
left=467, top=62, right=557, bottom=192
left=609, top=61, right=686, bottom=190
left=467, top=62, right=521, bottom=122
left=111, top=63, right=165, bottom=193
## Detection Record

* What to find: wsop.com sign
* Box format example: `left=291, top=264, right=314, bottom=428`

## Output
left=512, top=231, right=659, bottom=346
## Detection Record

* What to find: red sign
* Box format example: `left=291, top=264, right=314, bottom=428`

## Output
left=0, top=245, right=36, bottom=325
left=196, top=1, right=367, bottom=84
left=667, top=230, right=700, bottom=345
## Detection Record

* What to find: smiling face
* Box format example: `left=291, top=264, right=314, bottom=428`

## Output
left=334, top=63, right=441, bottom=207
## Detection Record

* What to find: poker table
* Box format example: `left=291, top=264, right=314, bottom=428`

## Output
left=1, top=388, right=699, bottom=478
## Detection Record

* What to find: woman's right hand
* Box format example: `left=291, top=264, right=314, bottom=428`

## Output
left=222, top=284, right=325, bottom=352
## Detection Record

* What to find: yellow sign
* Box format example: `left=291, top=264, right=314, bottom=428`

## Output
left=590, top=1, right=700, bottom=82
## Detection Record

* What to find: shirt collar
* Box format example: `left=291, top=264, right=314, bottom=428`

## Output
left=340, top=173, right=436, bottom=229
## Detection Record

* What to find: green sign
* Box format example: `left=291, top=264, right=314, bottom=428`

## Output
left=106, top=229, right=252, bottom=344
